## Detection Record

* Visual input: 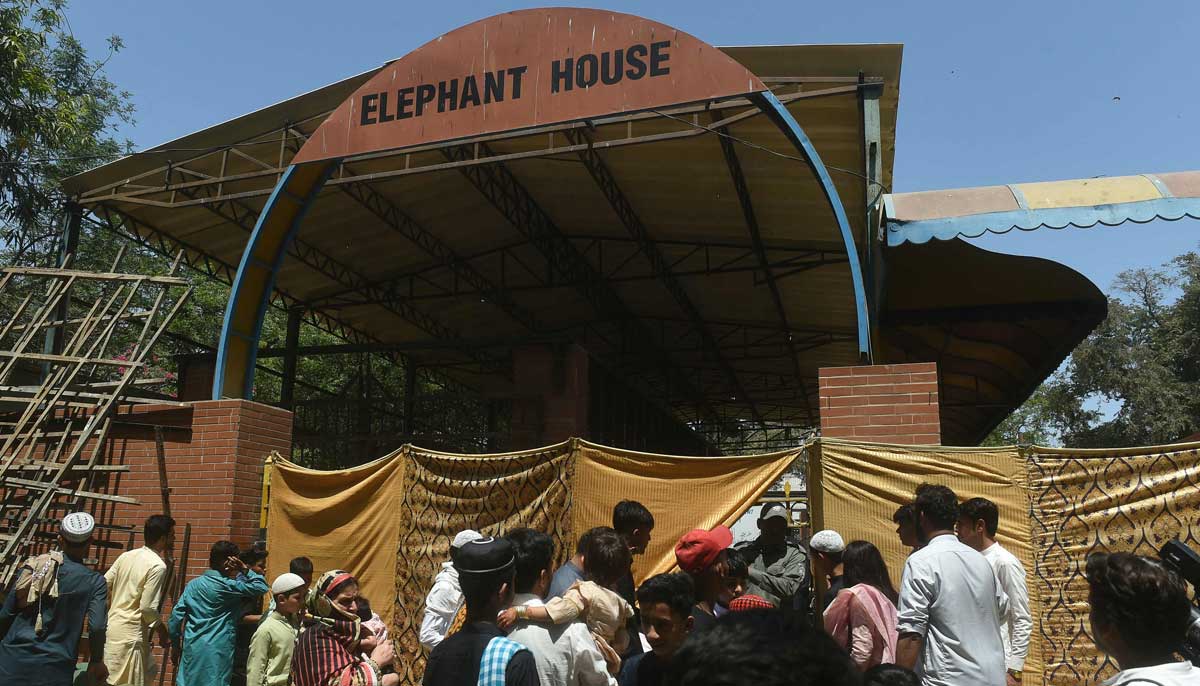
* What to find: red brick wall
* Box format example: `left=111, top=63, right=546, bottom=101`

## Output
left=818, top=362, right=941, bottom=445
left=83, top=399, right=292, bottom=679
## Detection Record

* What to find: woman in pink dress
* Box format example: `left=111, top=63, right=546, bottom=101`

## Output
left=823, top=540, right=899, bottom=670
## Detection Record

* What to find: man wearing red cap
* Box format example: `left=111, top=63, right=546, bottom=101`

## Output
left=673, top=526, right=732, bottom=633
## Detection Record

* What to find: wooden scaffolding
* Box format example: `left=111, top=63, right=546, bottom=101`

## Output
left=0, top=249, right=192, bottom=584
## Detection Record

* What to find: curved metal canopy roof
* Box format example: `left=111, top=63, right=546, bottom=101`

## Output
left=62, top=9, right=1114, bottom=446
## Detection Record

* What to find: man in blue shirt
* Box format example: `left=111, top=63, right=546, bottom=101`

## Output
left=0, top=511, right=108, bottom=685
left=168, top=540, right=270, bottom=686
left=618, top=573, right=693, bottom=686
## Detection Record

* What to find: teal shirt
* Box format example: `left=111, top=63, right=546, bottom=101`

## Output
left=168, top=570, right=268, bottom=686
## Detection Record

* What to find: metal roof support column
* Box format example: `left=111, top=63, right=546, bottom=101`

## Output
left=715, top=130, right=816, bottom=426
left=563, top=129, right=768, bottom=432
left=754, top=92, right=873, bottom=363
left=859, top=80, right=886, bottom=351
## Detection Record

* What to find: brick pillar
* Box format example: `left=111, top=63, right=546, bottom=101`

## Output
left=817, top=362, right=940, bottom=445
left=91, top=399, right=293, bottom=681
left=508, top=344, right=589, bottom=449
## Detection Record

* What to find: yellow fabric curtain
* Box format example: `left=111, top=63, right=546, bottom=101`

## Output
left=573, top=440, right=802, bottom=583
left=264, top=449, right=406, bottom=628
left=265, top=439, right=795, bottom=685
left=1026, top=442, right=1200, bottom=686
left=812, top=439, right=1042, bottom=683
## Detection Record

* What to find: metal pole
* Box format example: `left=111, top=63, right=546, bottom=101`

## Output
left=279, top=306, right=302, bottom=408
left=403, top=356, right=418, bottom=438
left=41, top=203, right=82, bottom=380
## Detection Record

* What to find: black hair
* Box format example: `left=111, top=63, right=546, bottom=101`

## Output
left=577, top=526, right=606, bottom=556
left=612, top=500, right=654, bottom=536
left=585, top=527, right=631, bottom=587
left=209, top=540, right=240, bottom=570
left=959, top=497, right=999, bottom=537
left=725, top=548, right=749, bottom=579
left=637, top=572, right=695, bottom=620
left=460, top=566, right=515, bottom=613
left=665, top=609, right=860, bottom=686
left=290, top=556, right=314, bottom=577
left=914, top=483, right=959, bottom=530
left=239, top=542, right=268, bottom=567
left=1086, top=551, right=1191, bottom=659
left=144, top=514, right=175, bottom=546
left=863, top=664, right=919, bottom=686
left=892, top=503, right=915, bottom=526
left=356, top=596, right=373, bottom=622
left=842, top=540, right=898, bottom=606
left=506, top=528, right=555, bottom=594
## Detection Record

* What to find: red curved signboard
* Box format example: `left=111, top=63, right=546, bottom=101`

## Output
left=292, top=8, right=767, bottom=164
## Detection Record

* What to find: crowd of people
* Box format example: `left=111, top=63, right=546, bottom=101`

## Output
left=0, top=482, right=1195, bottom=686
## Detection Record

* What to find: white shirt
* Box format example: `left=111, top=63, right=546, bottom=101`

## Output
left=981, top=542, right=1032, bottom=671
left=419, top=562, right=462, bottom=651
left=506, top=593, right=618, bottom=686
left=1103, top=661, right=1200, bottom=686
left=898, top=534, right=1007, bottom=686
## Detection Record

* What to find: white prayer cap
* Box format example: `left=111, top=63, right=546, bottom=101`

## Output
left=452, top=529, right=484, bottom=549
left=60, top=512, right=95, bottom=543
left=809, top=529, right=845, bottom=553
left=271, top=572, right=308, bottom=595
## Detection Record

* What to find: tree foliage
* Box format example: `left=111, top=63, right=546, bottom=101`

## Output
left=986, top=248, right=1200, bottom=447
left=1, top=0, right=133, bottom=263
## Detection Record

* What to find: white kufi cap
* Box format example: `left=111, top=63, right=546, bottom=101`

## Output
left=271, top=572, right=308, bottom=595
left=809, top=529, right=846, bottom=553
left=60, top=512, right=95, bottom=543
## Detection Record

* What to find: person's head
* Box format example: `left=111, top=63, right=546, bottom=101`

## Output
left=665, top=609, right=860, bottom=686
left=289, top=556, right=314, bottom=586
left=144, top=514, right=176, bottom=551
left=1086, top=551, right=1191, bottom=668
left=914, top=484, right=959, bottom=541
left=456, top=537, right=517, bottom=620
left=892, top=504, right=918, bottom=549
left=449, top=529, right=484, bottom=564
left=675, top=526, right=733, bottom=601
left=271, top=572, right=308, bottom=618
left=718, top=548, right=749, bottom=607
left=59, top=511, right=95, bottom=557
left=956, top=497, right=998, bottom=552
left=637, top=573, right=695, bottom=660
left=239, top=541, right=268, bottom=576
left=506, top=527, right=555, bottom=597
left=355, top=596, right=374, bottom=622
left=613, top=501, right=655, bottom=555
left=809, top=530, right=845, bottom=576
left=208, top=540, right=240, bottom=573
left=863, top=664, right=920, bottom=686
left=842, top=540, right=898, bottom=605
left=308, top=569, right=361, bottom=620
left=756, top=504, right=790, bottom=545
left=574, top=526, right=604, bottom=562
left=584, top=527, right=632, bottom=589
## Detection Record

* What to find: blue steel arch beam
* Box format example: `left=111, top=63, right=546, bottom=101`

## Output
left=214, top=162, right=334, bottom=399
left=753, top=91, right=873, bottom=362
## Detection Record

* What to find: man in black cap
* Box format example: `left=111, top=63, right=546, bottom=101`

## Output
left=423, top=536, right=541, bottom=686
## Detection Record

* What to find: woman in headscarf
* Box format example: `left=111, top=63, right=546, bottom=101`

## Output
left=823, top=540, right=899, bottom=670
left=291, top=570, right=398, bottom=686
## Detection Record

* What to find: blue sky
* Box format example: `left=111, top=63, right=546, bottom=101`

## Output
left=68, top=0, right=1200, bottom=293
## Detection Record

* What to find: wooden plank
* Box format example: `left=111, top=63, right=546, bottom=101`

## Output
left=0, top=351, right=144, bottom=367
left=0, top=266, right=187, bottom=285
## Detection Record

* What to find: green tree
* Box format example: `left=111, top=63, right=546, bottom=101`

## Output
left=1, top=0, right=133, bottom=264
left=985, top=248, right=1200, bottom=448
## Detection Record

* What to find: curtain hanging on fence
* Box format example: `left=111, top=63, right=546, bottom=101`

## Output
left=264, top=438, right=803, bottom=685
left=263, top=437, right=1200, bottom=686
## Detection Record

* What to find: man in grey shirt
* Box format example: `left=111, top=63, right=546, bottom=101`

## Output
left=897, top=484, right=1006, bottom=686
left=736, top=504, right=809, bottom=618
